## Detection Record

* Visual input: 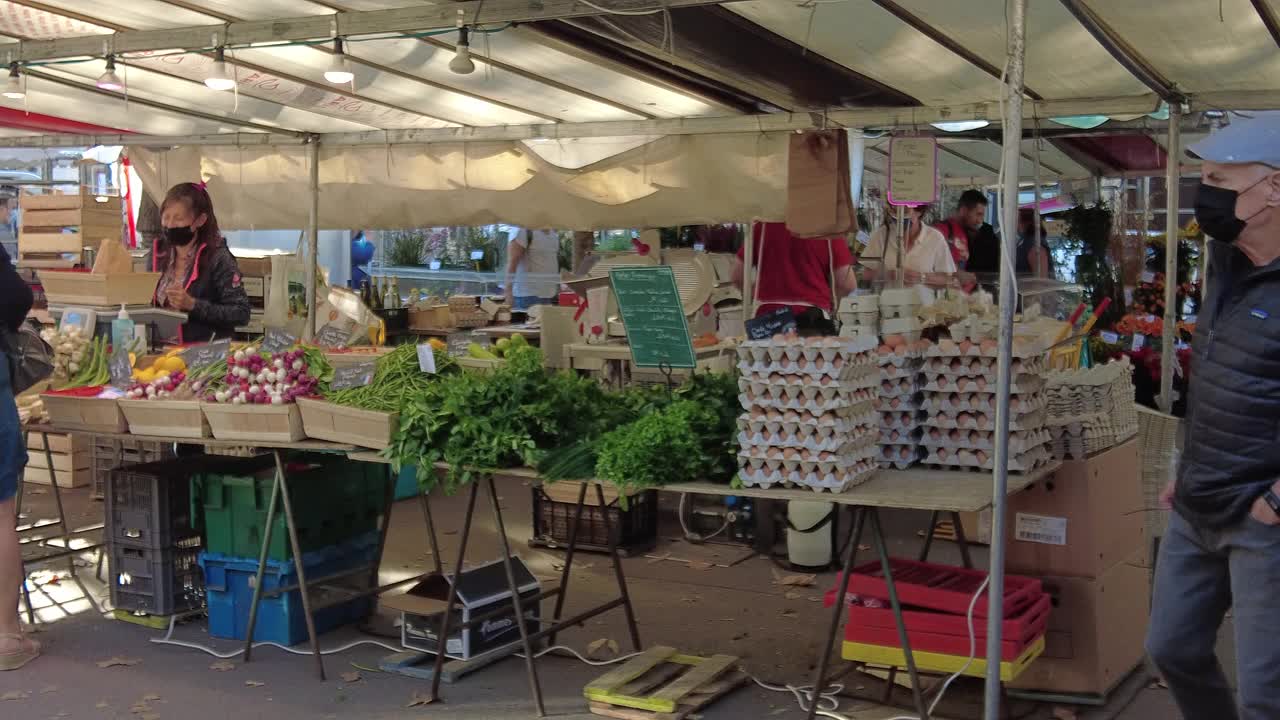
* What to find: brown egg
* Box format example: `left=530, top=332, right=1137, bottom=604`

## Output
left=752, top=408, right=766, bottom=419
left=815, top=357, right=827, bottom=369
left=975, top=450, right=989, bottom=464
left=797, top=356, right=809, bottom=369
left=782, top=448, right=797, bottom=459
left=779, top=357, right=792, bottom=368
left=889, top=397, right=901, bottom=409
left=957, top=412, right=973, bottom=426
left=937, top=448, right=950, bottom=460
left=976, top=376, right=988, bottom=391
left=949, top=358, right=963, bottom=372
left=771, top=334, right=787, bottom=344
left=956, top=378, right=970, bottom=391
left=882, top=380, right=893, bottom=392
left=959, top=340, right=973, bottom=354
left=899, top=447, right=912, bottom=460
left=949, top=393, right=962, bottom=407
left=832, top=357, right=845, bottom=369
left=767, top=410, right=783, bottom=421
left=885, top=334, right=905, bottom=348
left=929, top=428, right=941, bottom=440
left=980, top=339, right=998, bottom=354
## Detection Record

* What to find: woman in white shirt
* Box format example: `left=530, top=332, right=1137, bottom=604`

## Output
left=861, top=204, right=958, bottom=287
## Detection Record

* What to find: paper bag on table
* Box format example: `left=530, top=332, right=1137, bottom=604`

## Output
left=91, top=238, right=133, bottom=274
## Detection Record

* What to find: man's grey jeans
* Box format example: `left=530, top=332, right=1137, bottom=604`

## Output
left=1147, top=510, right=1280, bottom=719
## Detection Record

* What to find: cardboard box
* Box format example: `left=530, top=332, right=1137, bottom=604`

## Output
left=1009, top=554, right=1148, bottom=696
left=1004, top=439, right=1143, bottom=578
left=384, top=557, right=541, bottom=660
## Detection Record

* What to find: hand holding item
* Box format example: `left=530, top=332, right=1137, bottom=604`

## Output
left=1250, top=482, right=1280, bottom=526
left=1159, top=479, right=1175, bottom=509
left=165, top=284, right=196, bottom=312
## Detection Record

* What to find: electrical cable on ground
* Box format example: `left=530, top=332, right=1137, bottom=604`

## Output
left=677, top=492, right=730, bottom=543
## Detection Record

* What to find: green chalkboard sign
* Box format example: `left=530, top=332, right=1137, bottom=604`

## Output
left=609, top=266, right=696, bottom=369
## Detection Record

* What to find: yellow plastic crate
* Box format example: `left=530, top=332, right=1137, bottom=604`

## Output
left=840, top=634, right=1045, bottom=682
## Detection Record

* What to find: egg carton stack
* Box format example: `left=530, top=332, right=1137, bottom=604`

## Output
left=879, top=288, right=923, bottom=342
left=735, top=336, right=880, bottom=493
left=837, top=295, right=879, bottom=340
left=1045, top=358, right=1139, bottom=460
left=874, top=338, right=930, bottom=469
left=918, top=339, right=1054, bottom=472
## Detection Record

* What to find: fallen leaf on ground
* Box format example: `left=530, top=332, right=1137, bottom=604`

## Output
left=139, top=714, right=161, bottom=720
left=551, top=562, right=565, bottom=572
left=340, top=671, right=362, bottom=684
left=209, top=660, right=235, bottom=672
left=587, top=638, right=620, bottom=658
left=244, top=681, right=265, bottom=688
left=96, top=657, right=141, bottom=668
left=406, top=691, right=435, bottom=707
left=130, top=702, right=153, bottom=714
left=784, top=591, right=802, bottom=600
left=1, top=691, right=28, bottom=701
left=1051, top=707, right=1077, bottom=720
left=688, top=561, right=715, bottom=571
left=645, top=553, right=671, bottom=564
left=443, top=530, right=458, bottom=536
left=38, top=687, right=58, bottom=694
left=772, top=571, right=815, bottom=587
left=857, top=544, right=872, bottom=551
left=142, top=694, right=161, bottom=702
left=96, top=701, right=110, bottom=709
left=780, top=609, right=798, bottom=618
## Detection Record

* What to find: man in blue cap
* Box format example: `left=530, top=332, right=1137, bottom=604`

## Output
left=1146, top=111, right=1280, bottom=719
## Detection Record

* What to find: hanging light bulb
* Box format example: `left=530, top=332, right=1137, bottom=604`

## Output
left=204, top=47, right=235, bottom=91
left=96, top=55, right=124, bottom=91
left=448, top=27, right=475, bottom=75
left=323, top=38, right=354, bottom=85
left=3, top=63, right=24, bottom=100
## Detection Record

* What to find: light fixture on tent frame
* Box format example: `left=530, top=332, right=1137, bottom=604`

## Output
left=3, top=62, right=23, bottom=100
left=97, top=54, right=124, bottom=91
left=324, top=37, right=354, bottom=85
left=205, top=47, right=235, bottom=91
left=449, top=26, right=475, bottom=75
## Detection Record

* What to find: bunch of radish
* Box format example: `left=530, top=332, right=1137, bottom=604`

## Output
left=125, top=371, right=192, bottom=400
left=206, top=347, right=321, bottom=406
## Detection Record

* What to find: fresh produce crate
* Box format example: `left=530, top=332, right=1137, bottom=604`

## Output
left=409, top=305, right=451, bottom=330
left=840, top=635, right=1045, bottom=682
left=19, top=232, right=85, bottom=255
left=457, top=356, right=503, bottom=373
left=25, top=449, right=89, bottom=472
left=530, top=486, right=658, bottom=555
left=199, top=532, right=379, bottom=645
left=42, top=393, right=128, bottom=433
left=21, top=190, right=122, bottom=211
left=195, top=455, right=386, bottom=562
left=39, top=270, right=160, bottom=307
left=838, top=558, right=1042, bottom=618
left=91, top=438, right=176, bottom=500
left=23, top=466, right=92, bottom=488
left=106, top=458, right=203, bottom=549
left=118, top=399, right=211, bottom=439
left=109, top=535, right=205, bottom=616
left=201, top=403, right=305, bottom=443
left=27, top=431, right=88, bottom=455
left=296, top=398, right=397, bottom=450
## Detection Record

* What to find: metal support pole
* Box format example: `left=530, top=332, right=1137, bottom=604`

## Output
left=1160, top=106, right=1182, bottom=413
left=742, top=222, right=755, bottom=319
left=304, top=136, right=320, bottom=340
left=1032, top=121, right=1044, bottom=278
left=985, top=0, right=1026, bottom=717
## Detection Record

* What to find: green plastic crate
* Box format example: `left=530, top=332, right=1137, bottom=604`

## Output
left=194, top=455, right=387, bottom=562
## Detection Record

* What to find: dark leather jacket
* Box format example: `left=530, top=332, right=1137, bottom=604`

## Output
left=153, top=239, right=250, bottom=342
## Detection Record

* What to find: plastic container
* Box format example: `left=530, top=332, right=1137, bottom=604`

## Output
left=837, top=558, right=1042, bottom=618
left=530, top=488, right=657, bottom=555
left=195, top=455, right=385, bottom=562
left=199, top=532, right=379, bottom=645
left=109, top=535, right=204, bottom=616
left=111, top=304, right=134, bottom=353
left=105, top=458, right=202, bottom=549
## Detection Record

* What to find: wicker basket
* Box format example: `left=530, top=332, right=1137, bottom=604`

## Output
left=1137, top=405, right=1181, bottom=543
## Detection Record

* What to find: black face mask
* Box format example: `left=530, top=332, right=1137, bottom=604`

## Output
left=1194, top=175, right=1272, bottom=244
left=162, top=225, right=196, bottom=247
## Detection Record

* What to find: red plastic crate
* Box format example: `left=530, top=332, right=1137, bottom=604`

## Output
left=837, top=558, right=1042, bottom=618
left=835, top=593, right=1050, bottom=662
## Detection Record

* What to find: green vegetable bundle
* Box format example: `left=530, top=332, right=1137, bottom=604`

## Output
left=325, top=344, right=456, bottom=412
left=56, top=335, right=110, bottom=389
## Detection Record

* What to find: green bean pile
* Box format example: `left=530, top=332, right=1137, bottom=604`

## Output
left=324, top=343, right=456, bottom=412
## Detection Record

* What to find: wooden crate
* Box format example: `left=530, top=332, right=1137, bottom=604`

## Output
left=41, top=394, right=128, bottom=434
left=16, top=256, right=78, bottom=269
left=324, top=348, right=393, bottom=369
left=202, top=402, right=305, bottom=443
left=23, top=466, right=92, bottom=488
left=25, top=450, right=89, bottom=472
left=19, top=232, right=86, bottom=255
left=22, top=207, right=122, bottom=230
left=21, top=191, right=121, bottom=212
left=40, top=271, right=160, bottom=306
left=118, top=399, right=211, bottom=439
left=409, top=305, right=452, bottom=330
left=26, top=431, right=89, bottom=455
left=584, top=646, right=745, bottom=720
left=297, top=398, right=397, bottom=450
left=457, top=356, right=503, bottom=373
left=540, top=480, right=630, bottom=507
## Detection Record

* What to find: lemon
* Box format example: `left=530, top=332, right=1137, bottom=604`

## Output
left=161, top=356, right=187, bottom=373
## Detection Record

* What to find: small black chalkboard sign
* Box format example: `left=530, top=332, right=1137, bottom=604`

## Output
left=745, top=307, right=797, bottom=340
left=330, top=361, right=377, bottom=391
left=182, top=339, right=231, bottom=373
left=109, top=348, right=133, bottom=389
left=261, top=327, right=298, bottom=354
left=315, top=325, right=350, bottom=348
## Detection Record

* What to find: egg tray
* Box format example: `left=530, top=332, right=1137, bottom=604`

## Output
left=878, top=410, right=924, bottom=430
left=923, top=408, right=1048, bottom=432
left=737, top=463, right=879, bottom=494
left=738, top=389, right=876, bottom=414
left=879, top=361, right=924, bottom=380
left=920, top=443, right=1054, bottom=473
left=843, top=326, right=880, bottom=340
left=839, top=295, right=881, bottom=313
left=878, top=426, right=922, bottom=445
left=737, top=367, right=878, bottom=395
left=874, top=394, right=922, bottom=413
left=919, top=392, right=1047, bottom=415
left=737, top=430, right=877, bottom=456
left=838, top=310, right=880, bottom=325
left=738, top=407, right=866, bottom=434
left=924, top=355, right=1044, bottom=377
left=737, top=335, right=879, bottom=359
left=878, top=442, right=924, bottom=464
left=924, top=340, right=1021, bottom=359
left=879, top=304, right=919, bottom=321
left=737, top=443, right=878, bottom=474
left=920, top=427, right=1052, bottom=454
left=922, top=374, right=1045, bottom=395
left=878, top=377, right=924, bottom=398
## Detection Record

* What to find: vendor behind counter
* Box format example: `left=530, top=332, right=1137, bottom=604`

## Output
left=731, top=222, right=857, bottom=336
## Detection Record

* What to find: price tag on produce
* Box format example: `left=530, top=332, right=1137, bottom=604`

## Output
left=1140, top=271, right=1156, bottom=284
left=261, top=327, right=297, bottom=354
left=1132, top=333, right=1146, bottom=350
left=417, top=343, right=437, bottom=374
left=330, top=361, right=377, bottom=391
left=108, top=348, right=133, bottom=389
left=182, top=339, right=231, bottom=373
left=315, top=324, right=349, bottom=349
left=1099, top=331, right=1119, bottom=345
left=745, top=307, right=798, bottom=341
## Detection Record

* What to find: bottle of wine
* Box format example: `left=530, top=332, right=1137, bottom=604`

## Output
left=390, top=278, right=402, bottom=309
left=359, top=278, right=371, bottom=307
left=372, top=277, right=384, bottom=311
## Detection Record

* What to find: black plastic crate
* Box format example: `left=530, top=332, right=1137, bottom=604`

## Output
left=109, top=535, right=205, bottom=615
left=530, top=488, right=657, bottom=556
left=105, top=457, right=203, bottom=549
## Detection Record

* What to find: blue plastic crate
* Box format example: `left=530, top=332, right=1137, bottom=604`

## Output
left=199, top=532, right=379, bottom=646
left=395, top=464, right=419, bottom=501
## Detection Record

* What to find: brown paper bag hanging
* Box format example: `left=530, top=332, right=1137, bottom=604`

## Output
left=786, top=129, right=855, bottom=238
left=91, top=237, right=132, bottom=274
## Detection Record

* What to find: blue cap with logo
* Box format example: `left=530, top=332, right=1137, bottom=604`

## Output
left=1187, top=111, right=1280, bottom=166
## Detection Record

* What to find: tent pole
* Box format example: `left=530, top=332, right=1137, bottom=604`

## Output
left=305, top=136, right=320, bottom=340
left=985, top=0, right=1026, bottom=718
left=1159, top=106, right=1181, bottom=412
left=742, top=223, right=755, bottom=320
left=1032, top=120, right=1044, bottom=277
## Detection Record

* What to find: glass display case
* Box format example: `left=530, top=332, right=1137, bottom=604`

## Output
left=1016, top=278, right=1084, bottom=321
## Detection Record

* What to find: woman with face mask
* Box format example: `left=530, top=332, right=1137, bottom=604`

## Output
left=152, top=183, right=251, bottom=342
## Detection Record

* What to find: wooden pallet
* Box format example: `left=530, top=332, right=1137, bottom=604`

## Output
left=585, top=646, right=746, bottom=720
